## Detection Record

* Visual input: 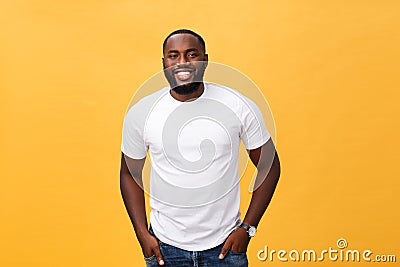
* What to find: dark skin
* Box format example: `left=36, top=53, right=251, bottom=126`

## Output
left=120, top=33, right=281, bottom=265
left=162, top=34, right=208, bottom=102
left=219, top=139, right=280, bottom=259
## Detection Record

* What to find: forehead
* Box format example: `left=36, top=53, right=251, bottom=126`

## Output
left=164, top=33, right=204, bottom=53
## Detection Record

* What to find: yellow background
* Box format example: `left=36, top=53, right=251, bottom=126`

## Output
left=1, top=0, right=399, bottom=266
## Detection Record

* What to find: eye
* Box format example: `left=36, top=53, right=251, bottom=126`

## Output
left=168, top=54, right=178, bottom=59
left=188, top=52, right=198, bottom=58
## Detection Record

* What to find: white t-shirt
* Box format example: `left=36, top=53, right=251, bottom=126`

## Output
left=121, top=83, right=270, bottom=251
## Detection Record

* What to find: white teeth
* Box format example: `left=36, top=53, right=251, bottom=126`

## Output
left=176, top=71, right=191, bottom=80
left=177, top=71, right=190, bottom=75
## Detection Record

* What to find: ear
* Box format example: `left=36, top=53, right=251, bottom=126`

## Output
left=162, top=57, right=166, bottom=69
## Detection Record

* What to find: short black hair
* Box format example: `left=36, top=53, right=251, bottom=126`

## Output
left=163, top=29, right=206, bottom=54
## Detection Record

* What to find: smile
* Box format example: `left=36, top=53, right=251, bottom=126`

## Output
left=174, top=69, right=194, bottom=81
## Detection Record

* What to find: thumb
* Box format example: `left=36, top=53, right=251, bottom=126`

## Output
left=153, top=245, right=164, bottom=266
left=219, top=240, right=232, bottom=260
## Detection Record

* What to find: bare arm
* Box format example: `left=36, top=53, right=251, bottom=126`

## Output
left=219, top=138, right=281, bottom=258
left=243, top=138, right=281, bottom=227
left=120, top=153, right=164, bottom=265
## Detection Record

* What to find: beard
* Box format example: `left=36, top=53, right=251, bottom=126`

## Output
left=171, top=82, right=202, bottom=95
left=163, top=63, right=207, bottom=96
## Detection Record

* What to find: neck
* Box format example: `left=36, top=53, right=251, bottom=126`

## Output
left=170, top=83, right=205, bottom=102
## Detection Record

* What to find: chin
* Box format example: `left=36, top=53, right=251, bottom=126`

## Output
left=171, top=82, right=202, bottom=95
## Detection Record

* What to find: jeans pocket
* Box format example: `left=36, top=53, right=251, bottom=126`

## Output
left=227, top=250, right=248, bottom=267
left=144, top=254, right=156, bottom=261
left=229, top=249, right=247, bottom=255
left=144, top=254, right=158, bottom=267
left=143, top=254, right=156, bottom=261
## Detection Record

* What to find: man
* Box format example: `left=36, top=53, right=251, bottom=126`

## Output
left=120, top=29, right=280, bottom=267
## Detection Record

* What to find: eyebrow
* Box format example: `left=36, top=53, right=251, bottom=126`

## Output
left=167, top=48, right=200, bottom=54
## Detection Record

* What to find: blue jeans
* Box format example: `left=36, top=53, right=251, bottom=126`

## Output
left=145, top=227, right=248, bottom=267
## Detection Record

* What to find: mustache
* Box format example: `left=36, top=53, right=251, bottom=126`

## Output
left=163, top=62, right=207, bottom=90
left=172, top=66, right=195, bottom=73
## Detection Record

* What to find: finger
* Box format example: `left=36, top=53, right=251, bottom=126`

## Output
left=219, top=240, right=232, bottom=260
left=153, top=245, right=164, bottom=265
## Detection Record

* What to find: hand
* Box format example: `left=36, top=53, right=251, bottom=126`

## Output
left=138, top=231, right=165, bottom=265
left=219, top=228, right=250, bottom=259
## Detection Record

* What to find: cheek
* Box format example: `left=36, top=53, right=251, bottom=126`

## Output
left=194, top=62, right=206, bottom=72
left=163, top=58, right=175, bottom=68
left=163, top=61, right=175, bottom=72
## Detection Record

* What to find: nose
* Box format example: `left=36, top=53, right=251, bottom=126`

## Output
left=177, top=54, right=189, bottom=65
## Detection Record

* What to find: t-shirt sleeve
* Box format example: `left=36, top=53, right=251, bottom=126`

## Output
left=121, top=105, right=148, bottom=159
left=240, top=97, right=271, bottom=150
